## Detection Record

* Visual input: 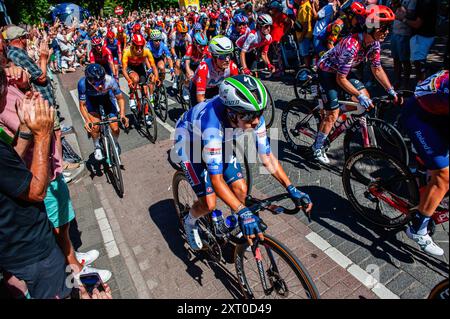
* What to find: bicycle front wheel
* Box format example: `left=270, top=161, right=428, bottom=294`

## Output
left=293, top=66, right=316, bottom=102
left=142, top=98, right=158, bottom=143
left=234, top=234, right=320, bottom=299
left=155, top=85, right=169, bottom=122
left=264, top=90, right=275, bottom=129
left=106, top=132, right=124, bottom=197
left=342, top=148, right=419, bottom=228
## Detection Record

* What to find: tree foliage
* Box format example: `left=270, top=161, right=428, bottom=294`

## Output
left=6, top=0, right=184, bottom=24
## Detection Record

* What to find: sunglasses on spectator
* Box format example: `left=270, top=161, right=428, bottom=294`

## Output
left=214, top=53, right=232, bottom=61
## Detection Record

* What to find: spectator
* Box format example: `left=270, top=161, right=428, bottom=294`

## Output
left=391, top=0, right=417, bottom=89
left=295, top=0, right=319, bottom=67
left=0, top=66, right=71, bottom=299
left=404, top=0, right=438, bottom=82
left=312, top=0, right=339, bottom=57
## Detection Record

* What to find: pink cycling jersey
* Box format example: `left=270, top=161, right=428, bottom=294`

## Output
left=236, top=30, right=272, bottom=54
left=318, top=33, right=381, bottom=75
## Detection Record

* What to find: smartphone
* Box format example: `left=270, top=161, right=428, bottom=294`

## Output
left=79, top=273, right=105, bottom=296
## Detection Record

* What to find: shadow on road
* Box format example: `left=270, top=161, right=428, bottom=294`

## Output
left=148, top=199, right=244, bottom=299
left=299, top=185, right=448, bottom=276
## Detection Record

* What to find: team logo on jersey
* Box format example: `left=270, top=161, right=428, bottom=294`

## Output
left=181, top=162, right=200, bottom=186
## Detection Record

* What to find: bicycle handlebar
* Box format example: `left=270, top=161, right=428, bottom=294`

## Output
left=245, top=193, right=301, bottom=216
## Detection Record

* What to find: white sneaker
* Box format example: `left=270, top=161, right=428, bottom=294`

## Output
left=182, top=87, right=190, bottom=101
left=77, top=265, right=112, bottom=283
left=406, top=226, right=444, bottom=256
left=76, top=250, right=100, bottom=266
left=129, top=100, right=137, bottom=112
left=312, top=147, right=330, bottom=164
left=94, top=147, right=103, bottom=161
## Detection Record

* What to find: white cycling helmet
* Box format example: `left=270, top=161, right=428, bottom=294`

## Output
left=209, top=35, right=234, bottom=56
left=219, top=75, right=268, bottom=114
left=257, top=13, right=273, bottom=26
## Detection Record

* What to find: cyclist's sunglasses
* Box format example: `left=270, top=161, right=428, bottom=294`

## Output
left=234, top=110, right=264, bottom=122
left=377, top=24, right=390, bottom=33
left=237, top=22, right=248, bottom=27
left=153, top=39, right=161, bottom=42
left=213, top=53, right=232, bottom=61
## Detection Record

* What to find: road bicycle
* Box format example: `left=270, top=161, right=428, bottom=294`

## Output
left=90, top=104, right=124, bottom=197
left=129, top=70, right=158, bottom=143
left=172, top=171, right=320, bottom=299
left=153, top=70, right=169, bottom=122
left=342, top=147, right=448, bottom=233
left=281, top=96, right=409, bottom=167
left=174, top=70, right=190, bottom=112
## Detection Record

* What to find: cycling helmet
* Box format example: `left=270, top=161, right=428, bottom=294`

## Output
left=194, top=32, right=208, bottom=46
left=117, top=25, right=124, bottom=33
left=209, top=12, right=220, bottom=20
left=132, top=23, right=141, bottom=32
left=365, top=5, right=395, bottom=30
left=209, top=35, right=234, bottom=56
left=342, top=0, right=366, bottom=17
left=150, top=29, right=163, bottom=41
left=106, top=31, right=115, bottom=39
left=145, top=23, right=151, bottom=30
left=91, top=36, right=103, bottom=46
left=131, top=33, right=146, bottom=46
left=85, top=63, right=106, bottom=83
left=193, top=22, right=203, bottom=31
left=269, top=1, right=283, bottom=12
left=219, top=75, right=268, bottom=113
left=256, top=13, right=273, bottom=26
left=176, top=22, right=188, bottom=33
left=233, top=14, right=249, bottom=24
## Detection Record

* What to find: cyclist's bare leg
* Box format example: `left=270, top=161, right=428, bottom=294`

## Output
left=418, top=167, right=449, bottom=216
left=109, top=119, right=120, bottom=140
left=229, top=179, right=248, bottom=205
left=157, top=60, right=166, bottom=81
left=191, top=193, right=217, bottom=218
left=87, top=112, right=101, bottom=141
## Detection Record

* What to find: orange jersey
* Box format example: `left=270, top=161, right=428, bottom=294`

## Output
left=122, top=47, right=155, bottom=66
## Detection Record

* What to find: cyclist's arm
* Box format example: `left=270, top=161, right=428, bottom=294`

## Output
left=336, top=73, right=361, bottom=97
left=261, top=50, right=271, bottom=67
left=195, top=62, right=208, bottom=103
left=116, top=93, right=126, bottom=118
left=371, top=67, right=393, bottom=91
left=88, top=50, right=95, bottom=64
left=210, top=174, right=246, bottom=210
left=121, top=55, right=132, bottom=84
left=145, top=56, right=159, bottom=83
left=240, top=50, right=248, bottom=70
left=79, top=100, right=91, bottom=124
left=259, top=153, right=292, bottom=188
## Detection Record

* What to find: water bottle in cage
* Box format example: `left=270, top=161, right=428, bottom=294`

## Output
left=211, top=210, right=228, bottom=237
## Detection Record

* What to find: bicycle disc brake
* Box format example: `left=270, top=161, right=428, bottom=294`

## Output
left=199, top=226, right=222, bottom=264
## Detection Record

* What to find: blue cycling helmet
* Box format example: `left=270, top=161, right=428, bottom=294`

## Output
left=193, top=32, right=208, bottom=46
left=233, top=14, right=249, bottom=24
left=85, top=64, right=106, bottom=83
left=269, top=1, right=283, bottom=11
left=193, top=22, right=202, bottom=31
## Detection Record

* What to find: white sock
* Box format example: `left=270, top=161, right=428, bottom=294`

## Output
left=185, top=210, right=198, bottom=226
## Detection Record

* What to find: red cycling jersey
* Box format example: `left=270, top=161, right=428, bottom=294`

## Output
left=236, top=30, right=272, bottom=54
left=185, top=44, right=211, bottom=64
left=194, top=58, right=239, bottom=95
left=89, top=46, right=114, bottom=66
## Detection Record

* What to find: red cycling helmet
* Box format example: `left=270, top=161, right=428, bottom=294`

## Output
left=209, top=12, right=219, bottom=20
left=350, top=1, right=366, bottom=16
left=132, top=23, right=141, bottom=32
left=106, top=31, right=115, bottom=39
left=117, top=25, right=124, bottom=33
left=365, top=5, right=395, bottom=29
left=91, top=36, right=103, bottom=46
left=131, top=33, right=146, bottom=46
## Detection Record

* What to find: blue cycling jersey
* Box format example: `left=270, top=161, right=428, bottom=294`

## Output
left=146, top=41, right=172, bottom=59
left=105, top=39, right=120, bottom=57
left=78, top=75, right=122, bottom=101
left=226, top=25, right=242, bottom=42
left=175, top=96, right=271, bottom=176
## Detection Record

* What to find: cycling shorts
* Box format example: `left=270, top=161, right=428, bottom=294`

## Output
left=179, top=158, right=244, bottom=198
left=318, top=70, right=366, bottom=110
left=402, top=97, right=449, bottom=170
left=174, top=46, right=186, bottom=60
left=127, top=64, right=147, bottom=83
left=154, top=55, right=165, bottom=65
left=85, top=94, right=118, bottom=118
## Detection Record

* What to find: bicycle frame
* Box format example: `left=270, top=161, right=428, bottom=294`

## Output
left=95, top=105, right=122, bottom=167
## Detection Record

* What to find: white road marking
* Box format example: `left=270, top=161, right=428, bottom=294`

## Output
left=94, top=208, right=120, bottom=258
left=306, top=232, right=400, bottom=299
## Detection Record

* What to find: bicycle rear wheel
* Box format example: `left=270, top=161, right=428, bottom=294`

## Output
left=105, top=132, right=124, bottom=197
left=234, top=234, right=320, bottom=299
left=293, top=66, right=317, bottom=102
left=263, top=89, right=275, bottom=129
left=342, top=148, right=419, bottom=228
left=142, top=98, right=158, bottom=143
left=281, top=99, right=319, bottom=154
left=155, top=85, right=169, bottom=122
